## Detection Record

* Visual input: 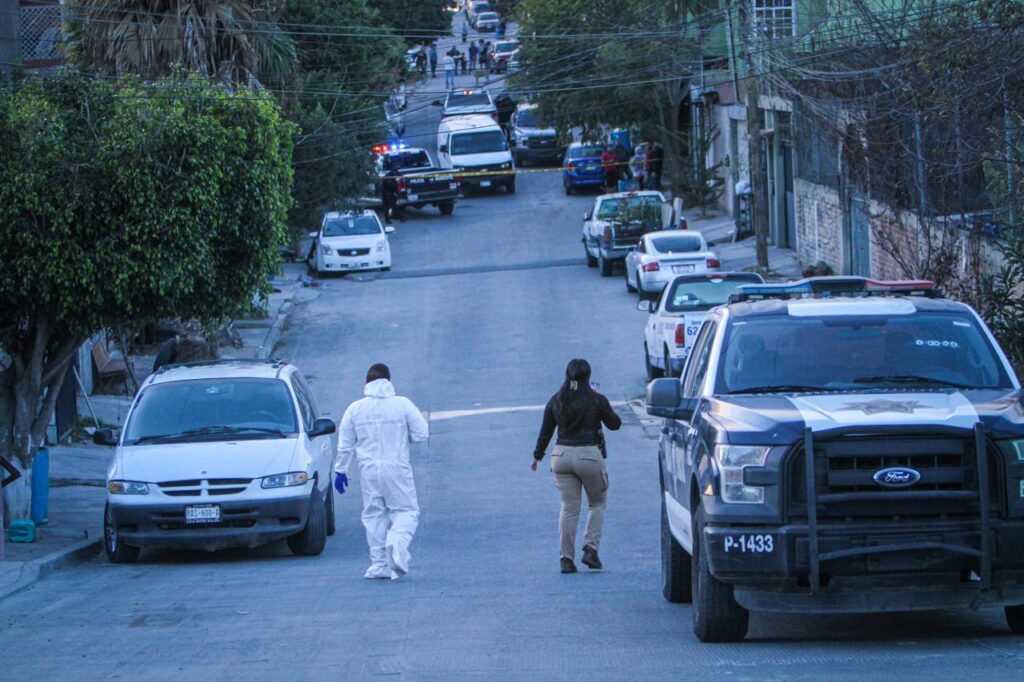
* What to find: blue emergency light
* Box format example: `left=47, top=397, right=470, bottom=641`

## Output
left=729, top=276, right=938, bottom=302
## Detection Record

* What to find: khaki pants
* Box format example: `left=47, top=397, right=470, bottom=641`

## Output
left=551, top=445, right=608, bottom=561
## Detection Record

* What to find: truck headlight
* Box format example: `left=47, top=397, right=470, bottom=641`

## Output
left=108, top=480, right=149, bottom=495
left=261, top=472, right=309, bottom=489
left=500, top=161, right=512, bottom=170
left=713, top=445, right=770, bottom=504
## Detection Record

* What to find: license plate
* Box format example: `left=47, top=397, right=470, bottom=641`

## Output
left=407, top=194, right=419, bottom=201
left=185, top=505, right=221, bottom=524
left=480, top=180, right=492, bottom=188
left=723, top=534, right=774, bottom=554
left=672, top=264, right=695, bottom=274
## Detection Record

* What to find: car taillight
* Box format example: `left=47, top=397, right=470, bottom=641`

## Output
left=603, top=225, right=612, bottom=245
left=675, top=324, right=686, bottom=346
left=642, top=262, right=660, bottom=272
left=706, top=258, right=720, bottom=269
left=398, top=179, right=408, bottom=192
left=679, top=217, right=689, bottom=230
left=567, top=161, right=576, bottom=170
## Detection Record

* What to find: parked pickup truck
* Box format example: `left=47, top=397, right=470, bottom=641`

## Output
left=583, top=190, right=674, bottom=276
left=373, top=146, right=459, bottom=216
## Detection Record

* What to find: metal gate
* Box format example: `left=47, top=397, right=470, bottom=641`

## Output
left=850, top=195, right=871, bottom=276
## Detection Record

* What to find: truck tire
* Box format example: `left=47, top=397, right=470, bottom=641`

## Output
left=506, top=177, right=516, bottom=194
left=599, top=253, right=613, bottom=277
left=326, top=484, right=336, bottom=537
left=661, top=493, right=692, bottom=603
left=664, top=347, right=675, bottom=379
left=439, top=200, right=455, bottom=215
left=104, top=503, right=140, bottom=564
left=564, top=182, right=574, bottom=196
left=288, top=487, right=327, bottom=556
left=1007, top=605, right=1024, bottom=633
left=585, top=246, right=597, bottom=268
left=692, top=505, right=749, bottom=642
left=645, top=344, right=663, bottom=381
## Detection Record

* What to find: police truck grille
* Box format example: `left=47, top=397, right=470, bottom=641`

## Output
left=786, top=434, right=1003, bottom=521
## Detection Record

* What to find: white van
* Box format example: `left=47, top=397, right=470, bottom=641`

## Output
left=437, top=114, right=515, bottom=194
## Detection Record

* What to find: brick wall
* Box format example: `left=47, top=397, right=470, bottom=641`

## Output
left=794, top=178, right=844, bottom=273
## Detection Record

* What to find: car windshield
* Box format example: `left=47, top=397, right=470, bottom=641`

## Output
left=450, top=130, right=507, bottom=154
left=473, top=1, right=489, bottom=10
left=652, top=235, right=703, bottom=253
left=323, top=215, right=380, bottom=237
left=596, top=195, right=662, bottom=221
left=479, top=12, right=498, bottom=20
left=447, top=93, right=491, bottom=108
left=664, top=275, right=762, bottom=312
left=717, top=312, right=1013, bottom=394
left=496, top=42, right=518, bottom=53
left=123, top=378, right=298, bottom=445
left=382, top=151, right=431, bottom=171
left=571, top=145, right=604, bottom=158
left=517, top=109, right=549, bottom=128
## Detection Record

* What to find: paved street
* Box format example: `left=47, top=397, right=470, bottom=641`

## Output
left=2, top=28, right=1023, bottom=682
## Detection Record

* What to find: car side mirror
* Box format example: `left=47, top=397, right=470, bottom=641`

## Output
left=432, top=99, right=443, bottom=106
left=308, top=231, right=318, bottom=239
left=439, top=144, right=449, bottom=154
left=646, top=378, right=694, bottom=421
left=308, top=418, right=336, bottom=438
left=584, top=211, right=592, bottom=221
left=384, top=226, right=396, bottom=234
left=636, top=299, right=654, bottom=313
left=93, top=429, right=118, bottom=446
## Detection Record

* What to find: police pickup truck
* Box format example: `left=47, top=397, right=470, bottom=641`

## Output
left=645, top=277, right=1024, bottom=642
left=373, top=145, right=459, bottom=216
left=583, top=190, right=672, bottom=277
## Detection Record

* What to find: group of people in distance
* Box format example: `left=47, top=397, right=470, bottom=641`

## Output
left=414, top=39, right=495, bottom=87
left=601, top=140, right=665, bottom=192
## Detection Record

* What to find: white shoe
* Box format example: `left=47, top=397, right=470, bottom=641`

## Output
left=364, top=564, right=390, bottom=579
left=390, top=571, right=403, bottom=581
left=386, top=544, right=409, bottom=577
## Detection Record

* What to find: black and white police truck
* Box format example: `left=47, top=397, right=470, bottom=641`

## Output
left=646, top=276, right=1024, bottom=642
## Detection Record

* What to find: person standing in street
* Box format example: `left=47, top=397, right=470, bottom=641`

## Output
left=468, top=41, right=479, bottom=71
left=532, top=359, right=621, bottom=574
left=614, top=140, right=632, bottom=181
left=415, top=47, right=427, bottom=76
left=646, top=139, right=664, bottom=191
left=335, top=363, right=429, bottom=580
left=600, top=145, right=619, bottom=191
left=381, top=164, right=405, bottom=223
left=429, top=43, right=438, bottom=78
left=444, top=48, right=457, bottom=89
left=630, top=144, right=647, bottom=190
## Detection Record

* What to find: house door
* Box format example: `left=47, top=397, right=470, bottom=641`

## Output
left=783, top=144, right=796, bottom=249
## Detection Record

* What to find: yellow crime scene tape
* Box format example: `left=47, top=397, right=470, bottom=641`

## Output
left=392, top=158, right=638, bottom=180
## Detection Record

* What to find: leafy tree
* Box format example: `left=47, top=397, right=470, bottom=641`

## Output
left=368, top=0, right=449, bottom=43
left=0, top=70, right=295, bottom=519
left=687, top=113, right=724, bottom=216
left=64, top=0, right=297, bottom=85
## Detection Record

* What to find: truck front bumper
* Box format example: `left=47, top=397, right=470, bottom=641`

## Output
left=704, top=519, right=1024, bottom=613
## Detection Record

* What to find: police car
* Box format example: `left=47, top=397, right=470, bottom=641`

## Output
left=645, top=277, right=1024, bottom=642
left=638, top=272, right=763, bottom=379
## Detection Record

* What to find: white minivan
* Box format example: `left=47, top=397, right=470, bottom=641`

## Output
left=437, top=114, right=515, bottom=194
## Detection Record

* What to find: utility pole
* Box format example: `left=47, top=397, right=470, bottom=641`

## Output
left=0, top=0, right=20, bottom=85
left=739, top=0, right=769, bottom=270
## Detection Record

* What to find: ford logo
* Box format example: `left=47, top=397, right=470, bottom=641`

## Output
left=873, top=467, right=922, bottom=488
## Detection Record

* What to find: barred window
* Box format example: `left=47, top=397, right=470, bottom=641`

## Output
left=754, top=0, right=795, bottom=39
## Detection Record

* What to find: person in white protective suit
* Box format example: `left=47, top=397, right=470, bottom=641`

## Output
left=335, top=363, right=429, bottom=580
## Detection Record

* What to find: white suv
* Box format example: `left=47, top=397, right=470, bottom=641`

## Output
left=95, top=359, right=337, bottom=562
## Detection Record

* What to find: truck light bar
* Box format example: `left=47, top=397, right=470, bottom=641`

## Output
left=372, top=142, right=409, bottom=154
left=729, top=276, right=940, bottom=302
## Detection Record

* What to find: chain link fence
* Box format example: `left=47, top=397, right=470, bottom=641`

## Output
left=21, top=3, right=64, bottom=62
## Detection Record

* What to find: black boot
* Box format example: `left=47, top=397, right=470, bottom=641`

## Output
left=582, top=545, right=602, bottom=570
left=560, top=557, right=578, bottom=574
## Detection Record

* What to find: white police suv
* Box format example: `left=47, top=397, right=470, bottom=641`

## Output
left=95, top=359, right=337, bottom=562
left=646, top=277, right=1024, bottom=642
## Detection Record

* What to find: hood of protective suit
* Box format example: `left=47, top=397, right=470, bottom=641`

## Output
left=335, top=381, right=429, bottom=474
left=365, top=379, right=396, bottom=398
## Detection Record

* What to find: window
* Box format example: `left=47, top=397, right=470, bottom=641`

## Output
left=753, top=0, right=795, bottom=39
left=447, top=93, right=492, bottom=108
left=449, top=130, right=507, bottom=155
left=682, top=321, right=717, bottom=398
left=664, top=274, right=763, bottom=313
left=290, top=376, right=314, bottom=430
left=651, top=235, right=703, bottom=254
left=323, top=215, right=381, bottom=237
left=571, top=145, right=604, bottom=158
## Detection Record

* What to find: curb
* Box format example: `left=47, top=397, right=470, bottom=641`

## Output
left=257, top=298, right=293, bottom=360
left=0, top=537, right=102, bottom=600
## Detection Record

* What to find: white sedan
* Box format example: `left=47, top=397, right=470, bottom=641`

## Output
left=309, top=210, right=394, bottom=275
left=639, top=272, right=763, bottom=379
left=625, top=229, right=719, bottom=300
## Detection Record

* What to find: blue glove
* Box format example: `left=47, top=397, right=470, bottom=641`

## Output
left=334, top=472, right=348, bottom=495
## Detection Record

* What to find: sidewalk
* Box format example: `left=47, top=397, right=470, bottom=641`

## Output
left=682, top=208, right=803, bottom=280
left=4, top=262, right=315, bottom=598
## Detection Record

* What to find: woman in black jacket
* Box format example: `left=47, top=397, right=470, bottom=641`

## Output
left=533, top=359, right=622, bottom=573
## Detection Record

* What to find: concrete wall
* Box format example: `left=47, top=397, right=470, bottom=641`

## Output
left=794, top=178, right=844, bottom=273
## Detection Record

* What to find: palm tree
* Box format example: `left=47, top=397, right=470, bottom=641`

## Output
left=64, top=1, right=296, bottom=86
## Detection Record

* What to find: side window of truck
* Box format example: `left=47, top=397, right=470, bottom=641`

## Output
left=682, top=321, right=717, bottom=398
